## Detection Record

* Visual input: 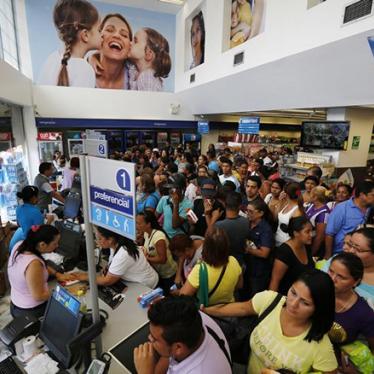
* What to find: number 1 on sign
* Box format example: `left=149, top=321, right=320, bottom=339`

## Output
left=119, top=171, right=127, bottom=189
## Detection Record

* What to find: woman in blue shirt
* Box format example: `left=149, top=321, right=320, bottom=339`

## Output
left=9, top=186, right=51, bottom=252
left=137, top=174, right=160, bottom=214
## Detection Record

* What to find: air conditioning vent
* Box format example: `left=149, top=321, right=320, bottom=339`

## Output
left=190, top=73, right=195, bottom=83
left=233, top=51, right=244, bottom=66
left=343, top=0, right=373, bottom=24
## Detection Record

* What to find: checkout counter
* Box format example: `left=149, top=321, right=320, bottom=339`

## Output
left=0, top=280, right=150, bottom=374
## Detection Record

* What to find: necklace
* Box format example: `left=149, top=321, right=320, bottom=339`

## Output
left=336, top=292, right=356, bottom=313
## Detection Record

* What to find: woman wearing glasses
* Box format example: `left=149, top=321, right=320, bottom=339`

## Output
left=322, top=227, right=374, bottom=310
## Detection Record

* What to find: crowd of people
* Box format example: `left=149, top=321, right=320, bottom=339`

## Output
left=6, top=142, right=374, bottom=374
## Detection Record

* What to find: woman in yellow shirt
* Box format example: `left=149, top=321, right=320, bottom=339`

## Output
left=180, top=227, right=243, bottom=305
left=204, top=269, right=338, bottom=374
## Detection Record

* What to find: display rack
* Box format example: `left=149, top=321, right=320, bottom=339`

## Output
left=282, top=152, right=335, bottom=182
left=0, top=146, right=28, bottom=222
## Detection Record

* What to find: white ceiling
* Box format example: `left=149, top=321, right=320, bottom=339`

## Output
left=99, top=0, right=183, bottom=14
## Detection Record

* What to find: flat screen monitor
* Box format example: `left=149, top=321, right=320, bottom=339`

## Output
left=70, top=175, right=81, bottom=194
left=55, top=220, right=82, bottom=259
left=301, top=121, right=350, bottom=150
left=63, top=192, right=81, bottom=219
left=39, top=285, right=82, bottom=368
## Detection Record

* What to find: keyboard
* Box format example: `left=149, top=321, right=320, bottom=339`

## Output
left=0, top=356, right=23, bottom=374
left=98, top=286, right=124, bottom=309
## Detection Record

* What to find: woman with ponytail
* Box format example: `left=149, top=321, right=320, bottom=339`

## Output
left=128, top=27, right=171, bottom=91
left=275, top=182, right=305, bottom=247
left=9, top=186, right=47, bottom=253
left=74, top=226, right=158, bottom=288
left=38, top=0, right=101, bottom=87
left=270, top=216, right=314, bottom=295
left=8, top=225, right=74, bottom=318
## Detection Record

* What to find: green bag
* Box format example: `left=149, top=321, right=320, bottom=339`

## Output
left=197, top=261, right=227, bottom=307
left=341, top=341, right=374, bottom=374
left=197, top=262, right=209, bottom=307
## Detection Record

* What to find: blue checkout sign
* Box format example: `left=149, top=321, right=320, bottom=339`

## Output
left=91, top=203, right=135, bottom=239
left=87, top=157, right=136, bottom=241
left=238, top=117, right=260, bottom=134
left=198, top=121, right=209, bottom=134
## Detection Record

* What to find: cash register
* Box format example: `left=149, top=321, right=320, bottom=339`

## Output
left=0, top=286, right=104, bottom=372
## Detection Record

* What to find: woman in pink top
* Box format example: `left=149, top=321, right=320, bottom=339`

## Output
left=8, top=225, right=73, bottom=319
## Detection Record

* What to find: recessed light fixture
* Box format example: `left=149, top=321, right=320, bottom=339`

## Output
left=159, top=0, right=185, bottom=5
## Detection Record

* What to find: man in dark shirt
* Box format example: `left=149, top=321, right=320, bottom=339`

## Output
left=215, top=192, right=250, bottom=265
left=190, top=178, right=225, bottom=237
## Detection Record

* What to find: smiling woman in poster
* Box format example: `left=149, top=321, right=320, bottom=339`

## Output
left=92, top=14, right=171, bottom=91
left=38, top=0, right=101, bottom=87
left=93, top=13, right=134, bottom=90
left=189, top=11, right=205, bottom=69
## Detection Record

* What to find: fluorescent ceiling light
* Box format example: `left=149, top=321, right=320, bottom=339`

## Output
left=159, top=0, right=185, bottom=5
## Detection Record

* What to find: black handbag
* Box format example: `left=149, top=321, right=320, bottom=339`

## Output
left=213, top=293, right=283, bottom=365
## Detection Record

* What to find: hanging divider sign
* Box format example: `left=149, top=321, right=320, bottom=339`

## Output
left=198, top=121, right=209, bottom=134
left=86, top=157, right=136, bottom=240
left=84, top=138, right=108, bottom=158
left=238, top=117, right=260, bottom=134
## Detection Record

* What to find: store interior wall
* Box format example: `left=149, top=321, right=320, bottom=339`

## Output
left=1, top=0, right=374, bottom=179
left=177, top=0, right=374, bottom=114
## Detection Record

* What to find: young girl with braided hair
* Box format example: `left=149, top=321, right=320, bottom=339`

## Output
left=129, top=27, right=171, bottom=92
left=38, top=0, right=101, bottom=87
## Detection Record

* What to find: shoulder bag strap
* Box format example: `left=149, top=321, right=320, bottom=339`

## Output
left=208, top=264, right=227, bottom=298
left=255, top=293, right=283, bottom=327
left=206, top=325, right=232, bottom=367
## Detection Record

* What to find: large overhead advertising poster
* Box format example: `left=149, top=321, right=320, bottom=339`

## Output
left=25, top=0, right=175, bottom=92
left=229, top=0, right=265, bottom=49
left=185, top=3, right=206, bottom=71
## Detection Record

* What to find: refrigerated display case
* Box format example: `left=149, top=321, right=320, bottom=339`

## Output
left=0, top=146, right=28, bottom=222
left=68, top=139, right=84, bottom=157
left=37, top=132, right=63, bottom=162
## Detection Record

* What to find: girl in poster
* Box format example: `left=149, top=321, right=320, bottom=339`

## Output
left=230, top=0, right=265, bottom=49
left=38, top=0, right=102, bottom=87
left=129, top=28, right=171, bottom=92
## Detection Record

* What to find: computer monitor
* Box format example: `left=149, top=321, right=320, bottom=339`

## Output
left=39, top=285, right=83, bottom=368
left=63, top=191, right=81, bottom=219
left=55, top=220, right=82, bottom=259
left=70, top=175, right=81, bottom=194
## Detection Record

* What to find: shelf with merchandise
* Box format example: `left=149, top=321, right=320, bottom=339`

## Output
left=0, top=146, right=29, bottom=222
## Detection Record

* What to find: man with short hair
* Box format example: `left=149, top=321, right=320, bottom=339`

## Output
left=325, top=180, right=374, bottom=258
left=215, top=191, right=250, bottom=264
left=156, top=174, right=193, bottom=238
left=34, top=162, right=64, bottom=212
left=219, top=157, right=240, bottom=192
left=245, top=175, right=263, bottom=204
left=134, top=295, right=231, bottom=374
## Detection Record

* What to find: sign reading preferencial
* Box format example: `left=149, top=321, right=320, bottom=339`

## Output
left=86, top=157, right=136, bottom=241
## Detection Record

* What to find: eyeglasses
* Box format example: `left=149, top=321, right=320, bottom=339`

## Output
left=345, top=240, right=372, bottom=253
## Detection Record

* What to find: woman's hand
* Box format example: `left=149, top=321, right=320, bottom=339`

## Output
left=134, top=342, right=156, bottom=374
left=70, top=272, right=88, bottom=282
left=339, top=352, right=360, bottom=374
left=46, top=214, right=54, bottom=225
left=88, top=53, right=104, bottom=76
left=56, top=272, right=78, bottom=283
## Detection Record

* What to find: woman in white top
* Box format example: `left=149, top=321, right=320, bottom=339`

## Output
left=275, top=182, right=304, bottom=247
left=75, top=226, right=158, bottom=289
left=136, top=211, right=177, bottom=294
